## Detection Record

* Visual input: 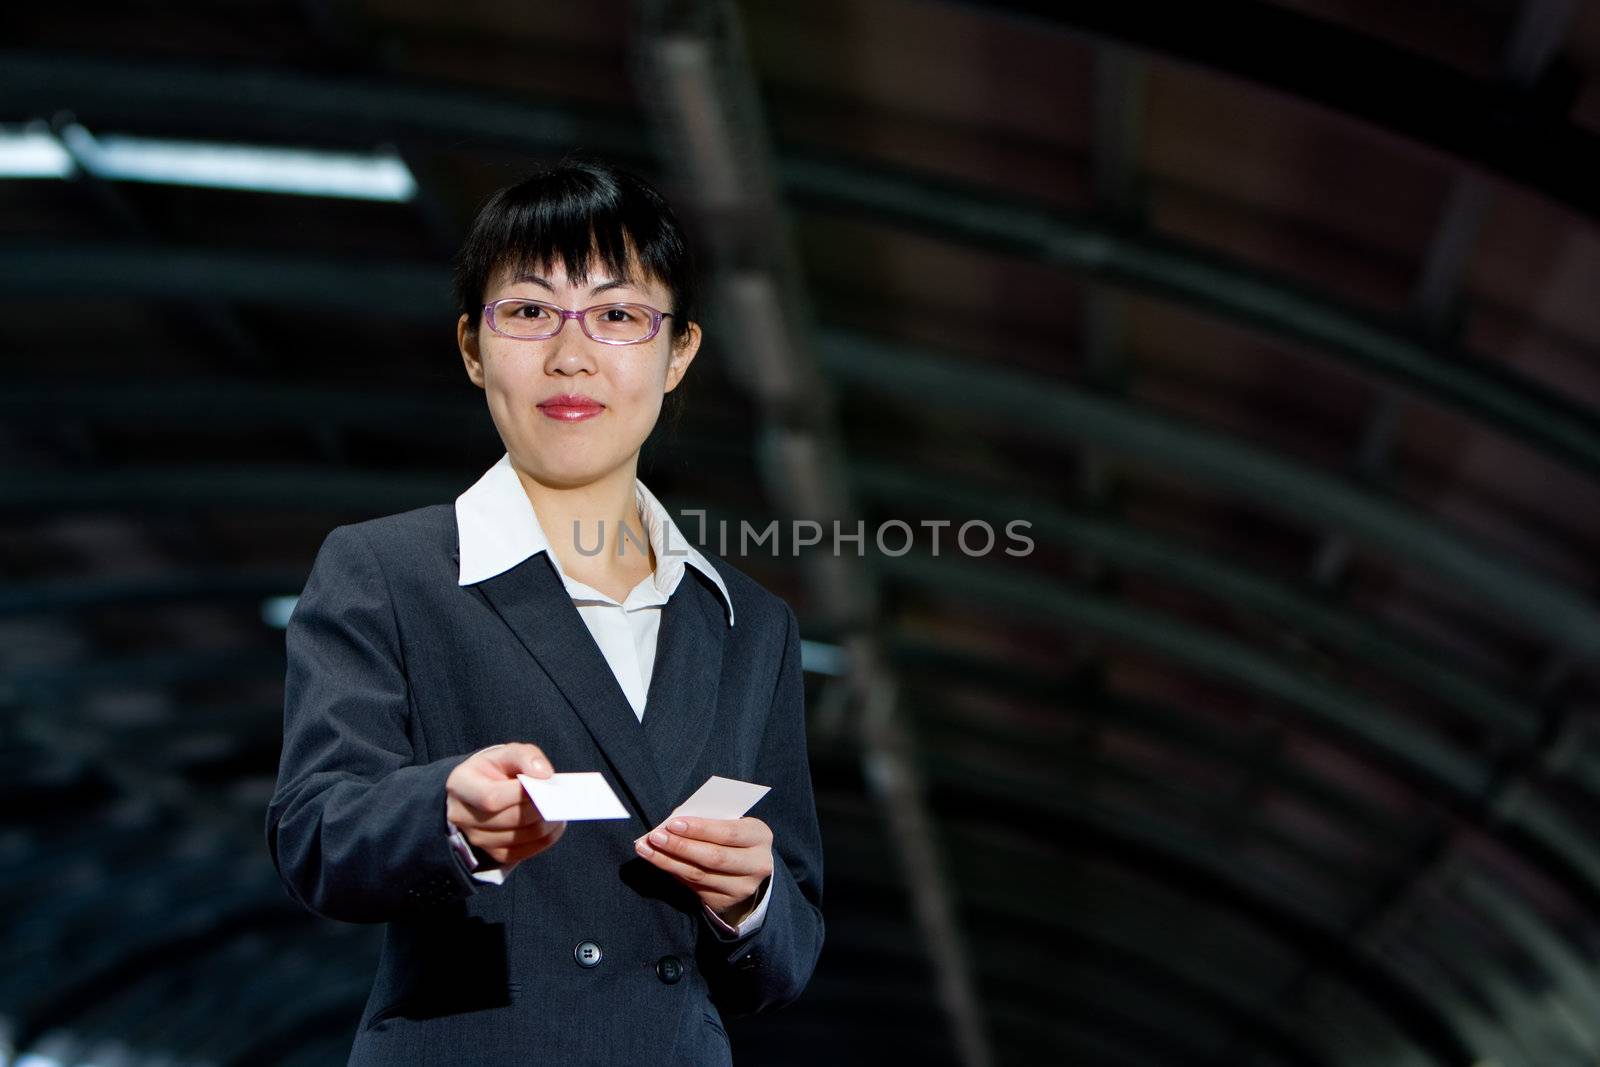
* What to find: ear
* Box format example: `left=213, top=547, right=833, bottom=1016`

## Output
left=663, top=320, right=702, bottom=394
left=458, top=313, right=485, bottom=389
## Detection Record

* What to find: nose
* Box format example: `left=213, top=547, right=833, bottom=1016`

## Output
left=542, top=314, right=598, bottom=375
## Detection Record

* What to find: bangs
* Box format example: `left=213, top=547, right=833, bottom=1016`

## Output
left=491, top=198, right=663, bottom=290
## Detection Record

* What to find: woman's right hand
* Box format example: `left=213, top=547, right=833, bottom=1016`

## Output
left=446, top=742, right=566, bottom=871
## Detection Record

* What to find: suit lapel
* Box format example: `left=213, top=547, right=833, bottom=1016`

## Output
left=472, top=551, right=672, bottom=828
left=641, top=569, right=726, bottom=807
left=467, top=548, right=728, bottom=830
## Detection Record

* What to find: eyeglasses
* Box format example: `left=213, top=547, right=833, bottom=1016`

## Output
left=481, top=298, right=674, bottom=345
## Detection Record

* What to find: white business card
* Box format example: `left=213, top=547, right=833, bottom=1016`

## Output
left=670, top=775, right=771, bottom=821
left=518, top=771, right=630, bottom=821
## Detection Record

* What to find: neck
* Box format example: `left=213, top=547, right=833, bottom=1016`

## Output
left=510, top=459, right=655, bottom=576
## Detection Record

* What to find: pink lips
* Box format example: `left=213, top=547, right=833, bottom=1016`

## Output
left=538, top=394, right=604, bottom=422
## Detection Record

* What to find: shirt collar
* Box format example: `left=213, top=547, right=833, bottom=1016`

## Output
left=454, top=452, right=735, bottom=626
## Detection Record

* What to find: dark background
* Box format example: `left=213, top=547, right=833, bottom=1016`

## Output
left=5, top=2, right=1600, bottom=1065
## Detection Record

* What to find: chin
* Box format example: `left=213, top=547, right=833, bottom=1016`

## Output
left=525, top=454, right=625, bottom=489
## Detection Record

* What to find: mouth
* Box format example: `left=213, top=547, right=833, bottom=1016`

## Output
left=537, top=395, right=605, bottom=422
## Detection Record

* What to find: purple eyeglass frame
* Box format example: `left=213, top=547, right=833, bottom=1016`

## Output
left=481, top=297, right=674, bottom=345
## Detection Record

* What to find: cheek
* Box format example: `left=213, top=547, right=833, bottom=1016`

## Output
left=477, top=364, right=536, bottom=435
left=610, top=352, right=672, bottom=400
left=480, top=355, right=536, bottom=398
left=647, top=347, right=679, bottom=390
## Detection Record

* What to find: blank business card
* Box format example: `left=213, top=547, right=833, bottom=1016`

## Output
left=669, top=775, right=771, bottom=821
left=634, top=776, right=772, bottom=848
left=518, top=771, right=630, bottom=821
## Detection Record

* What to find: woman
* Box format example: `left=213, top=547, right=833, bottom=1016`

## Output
left=264, top=156, right=824, bottom=1066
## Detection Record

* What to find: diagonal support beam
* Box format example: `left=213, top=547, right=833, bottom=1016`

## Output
left=631, top=3, right=993, bottom=1063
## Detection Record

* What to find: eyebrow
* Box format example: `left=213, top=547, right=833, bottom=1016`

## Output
left=512, top=274, right=637, bottom=296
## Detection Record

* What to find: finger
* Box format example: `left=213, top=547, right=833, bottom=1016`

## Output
left=633, top=841, right=750, bottom=897
left=637, top=827, right=769, bottom=877
left=478, top=820, right=567, bottom=866
left=471, top=820, right=566, bottom=848
left=456, top=803, right=553, bottom=833
left=456, top=773, right=529, bottom=815
left=658, top=816, right=771, bottom=848
left=483, top=742, right=552, bottom=779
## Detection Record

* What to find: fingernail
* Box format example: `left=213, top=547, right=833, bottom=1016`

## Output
left=650, top=830, right=669, bottom=845
left=532, top=761, right=548, bottom=774
left=668, top=819, right=687, bottom=832
left=635, top=839, right=652, bottom=855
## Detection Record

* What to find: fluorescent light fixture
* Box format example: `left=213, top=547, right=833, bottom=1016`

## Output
left=800, top=639, right=846, bottom=676
left=261, top=595, right=299, bottom=630
left=0, top=126, right=73, bottom=178
left=3, top=120, right=417, bottom=201
left=13, top=1053, right=64, bottom=1067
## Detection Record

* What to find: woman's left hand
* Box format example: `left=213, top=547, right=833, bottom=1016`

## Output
left=634, top=816, right=774, bottom=923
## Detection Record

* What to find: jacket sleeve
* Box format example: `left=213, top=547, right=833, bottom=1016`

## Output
left=701, top=601, right=825, bottom=1015
left=264, top=523, right=485, bottom=923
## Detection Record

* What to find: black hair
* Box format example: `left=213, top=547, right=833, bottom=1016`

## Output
left=451, top=153, right=698, bottom=350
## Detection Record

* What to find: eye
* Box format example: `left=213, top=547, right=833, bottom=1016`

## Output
left=602, top=306, right=641, bottom=323
left=514, top=301, right=550, bottom=318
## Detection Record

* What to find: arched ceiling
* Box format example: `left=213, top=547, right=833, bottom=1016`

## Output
left=6, top=1, right=1600, bottom=1065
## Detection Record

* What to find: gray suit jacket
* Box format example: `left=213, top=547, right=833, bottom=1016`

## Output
left=264, top=503, right=824, bottom=1065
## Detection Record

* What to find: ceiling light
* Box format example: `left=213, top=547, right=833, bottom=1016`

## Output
left=46, top=121, right=416, bottom=201
left=0, top=126, right=73, bottom=178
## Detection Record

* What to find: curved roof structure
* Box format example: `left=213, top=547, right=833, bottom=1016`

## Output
left=6, top=1, right=1600, bottom=1064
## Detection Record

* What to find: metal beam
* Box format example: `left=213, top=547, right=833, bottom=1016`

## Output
left=911, top=693, right=1371, bottom=909
left=879, top=549, right=1600, bottom=900
left=819, top=328, right=1600, bottom=659
left=0, top=43, right=1594, bottom=485
left=936, top=0, right=1600, bottom=221
left=932, top=771, right=1475, bottom=1065
left=1070, top=40, right=1146, bottom=687
left=904, top=646, right=1600, bottom=1065
left=884, top=550, right=1487, bottom=794
left=9, top=321, right=1595, bottom=663
left=1311, top=0, right=1570, bottom=594
left=44, top=110, right=272, bottom=375
left=970, top=916, right=1337, bottom=1067
left=891, top=639, right=1417, bottom=846
left=869, top=548, right=1600, bottom=1061
left=1457, top=873, right=1600, bottom=1056
left=854, top=462, right=1546, bottom=745
left=0, top=379, right=1556, bottom=747
left=0, top=381, right=490, bottom=433
left=0, top=465, right=462, bottom=514
left=782, top=158, right=1600, bottom=485
left=632, top=2, right=991, bottom=1063
left=0, top=398, right=1578, bottom=775
left=0, top=569, right=305, bottom=616
left=0, top=241, right=449, bottom=317
left=9, top=162, right=1600, bottom=490
left=1259, top=5, right=1585, bottom=1061
left=0, top=50, right=641, bottom=160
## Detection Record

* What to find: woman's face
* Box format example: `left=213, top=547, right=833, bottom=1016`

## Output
left=457, top=252, right=701, bottom=491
